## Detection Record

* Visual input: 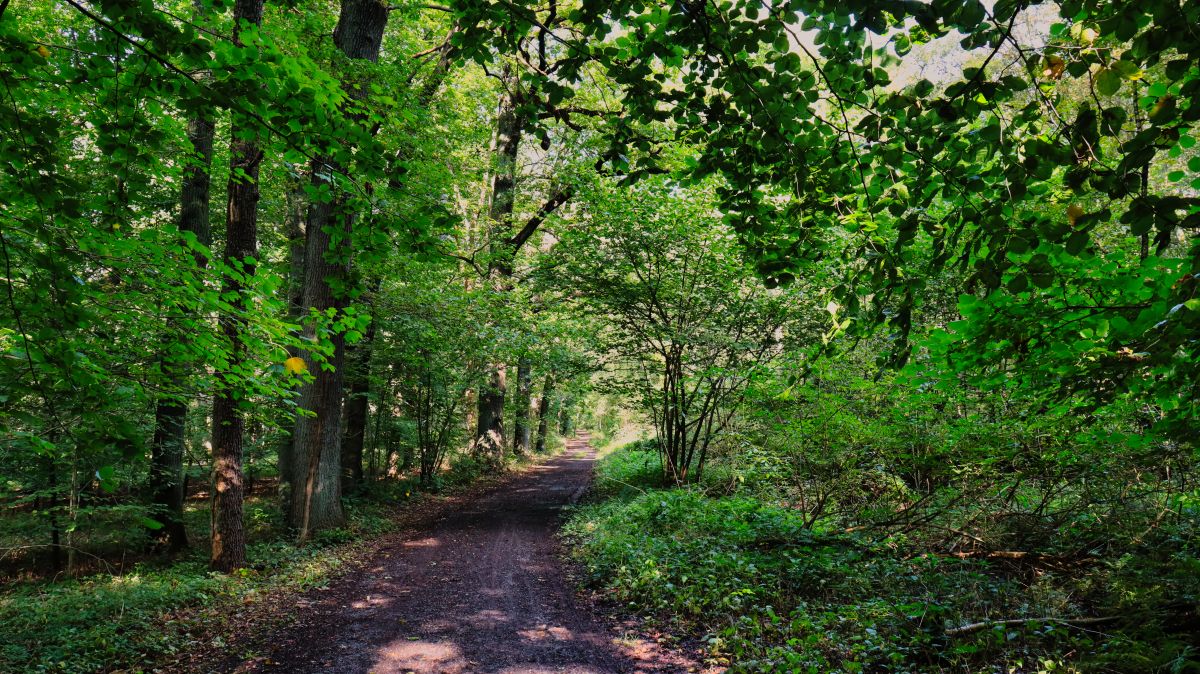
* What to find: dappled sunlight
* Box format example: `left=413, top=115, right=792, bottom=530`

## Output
left=516, top=624, right=575, bottom=642
left=489, top=662, right=609, bottom=666
left=403, top=536, right=442, bottom=548
left=464, top=608, right=511, bottom=628
left=372, top=639, right=468, bottom=673
left=350, top=594, right=393, bottom=610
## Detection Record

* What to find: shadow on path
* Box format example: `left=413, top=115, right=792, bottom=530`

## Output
left=227, top=435, right=704, bottom=674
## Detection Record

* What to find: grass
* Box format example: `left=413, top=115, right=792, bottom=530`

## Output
left=562, top=442, right=1200, bottom=673
left=0, top=494, right=397, bottom=674
left=0, top=446, right=533, bottom=674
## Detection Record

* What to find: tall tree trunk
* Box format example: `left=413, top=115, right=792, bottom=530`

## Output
left=148, top=0, right=215, bottom=554
left=288, top=167, right=350, bottom=539
left=513, top=357, right=532, bottom=455
left=277, top=175, right=307, bottom=506
left=288, top=0, right=388, bottom=541
left=210, top=0, right=265, bottom=573
left=474, top=65, right=523, bottom=461
left=534, top=374, right=553, bottom=453
left=336, top=40, right=454, bottom=493
left=340, top=278, right=379, bottom=492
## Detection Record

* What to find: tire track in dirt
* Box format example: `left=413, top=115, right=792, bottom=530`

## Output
left=227, top=435, right=710, bottom=674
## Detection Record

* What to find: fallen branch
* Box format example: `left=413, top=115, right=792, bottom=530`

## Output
left=946, top=615, right=1120, bottom=637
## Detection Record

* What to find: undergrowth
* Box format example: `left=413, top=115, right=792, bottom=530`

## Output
left=563, top=443, right=1200, bottom=673
left=0, top=449, right=514, bottom=674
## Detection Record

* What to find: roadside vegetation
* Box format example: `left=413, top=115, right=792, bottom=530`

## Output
left=3, top=0, right=1199, bottom=671
left=567, top=420, right=1198, bottom=673
left=0, top=457, right=562, bottom=673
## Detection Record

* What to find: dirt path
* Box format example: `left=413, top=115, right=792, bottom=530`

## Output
left=228, top=435, right=706, bottom=674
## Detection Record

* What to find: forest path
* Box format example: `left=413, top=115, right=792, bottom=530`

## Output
left=227, top=435, right=705, bottom=674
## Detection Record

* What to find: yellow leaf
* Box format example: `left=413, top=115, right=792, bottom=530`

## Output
left=1067, top=204, right=1084, bottom=226
left=1042, top=56, right=1065, bottom=80
left=284, top=356, right=308, bottom=374
left=1081, top=27, right=1098, bottom=44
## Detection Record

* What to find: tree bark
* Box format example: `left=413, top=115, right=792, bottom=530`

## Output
left=288, top=167, right=350, bottom=539
left=473, top=65, right=523, bottom=460
left=277, top=175, right=307, bottom=504
left=559, top=394, right=574, bottom=435
left=534, top=374, right=553, bottom=453
left=513, top=357, right=532, bottom=455
left=340, top=278, right=379, bottom=492
left=287, top=0, right=388, bottom=540
left=147, top=0, right=215, bottom=554
left=474, top=365, right=507, bottom=462
left=210, top=0, right=265, bottom=573
left=336, top=32, right=454, bottom=493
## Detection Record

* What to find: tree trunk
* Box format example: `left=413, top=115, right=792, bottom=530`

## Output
left=277, top=175, right=307, bottom=505
left=559, top=394, right=574, bottom=435
left=287, top=168, right=350, bottom=538
left=474, top=65, right=523, bottom=460
left=287, top=0, right=388, bottom=541
left=513, top=357, right=532, bottom=455
left=340, top=278, right=379, bottom=493
left=474, top=365, right=506, bottom=462
left=210, top=0, right=265, bottom=574
left=147, top=0, right=215, bottom=554
left=335, top=36, right=453, bottom=493
left=148, top=398, right=189, bottom=551
left=534, top=374, right=553, bottom=453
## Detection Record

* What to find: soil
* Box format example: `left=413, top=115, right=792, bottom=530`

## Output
left=222, top=435, right=713, bottom=674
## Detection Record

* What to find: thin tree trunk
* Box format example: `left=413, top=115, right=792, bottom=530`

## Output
left=340, top=278, right=380, bottom=492
left=513, top=357, right=532, bottom=455
left=534, top=374, right=553, bottom=453
left=277, top=175, right=307, bottom=505
left=147, top=0, right=215, bottom=554
left=559, top=394, right=574, bottom=435
left=210, top=0, right=265, bottom=573
left=288, top=0, right=388, bottom=540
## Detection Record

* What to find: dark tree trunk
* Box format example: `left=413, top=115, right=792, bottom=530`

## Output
left=341, top=378, right=368, bottom=491
left=288, top=0, right=388, bottom=540
left=474, top=365, right=507, bottom=462
left=340, top=278, right=379, bottom=492
left=148, top=1, right=215, bottom=554
left=288, top=167, right=350, bottom=538
left=277, top=175, right=307, bottom=503
left=336, top=34, right=453, bottom=493
left=210, top=0, right=264, bottom=573
left=148, top=399, right=189, bottom=551
left=474, top=66, right=523, bottom=460
left=513, top=357, right=532, bottom=455
left=534, top=374, right=553, bottom=453
left=559, top=395, right=574, bottom=435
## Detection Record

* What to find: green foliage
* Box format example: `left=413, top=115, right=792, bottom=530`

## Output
left=3, top=0, right=1200, bottom=670
left=545, top=176, right=805, bottom=483
left=567, top=434, right=1200, bottom=672
left=0, top=494, right=388, bottom=674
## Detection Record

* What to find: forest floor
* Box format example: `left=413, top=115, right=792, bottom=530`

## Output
left=209, top=435, right=713, bottom=674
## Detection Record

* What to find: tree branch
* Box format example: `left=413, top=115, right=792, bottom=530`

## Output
left=946, top=615, right=1120, bottom=637
left=505, top=185, right=573, bottom=254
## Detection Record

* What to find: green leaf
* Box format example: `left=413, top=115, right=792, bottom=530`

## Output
left=1065, top=230, right=1089, bottom=256
left=1096, top=68, right=1122, bottom=96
